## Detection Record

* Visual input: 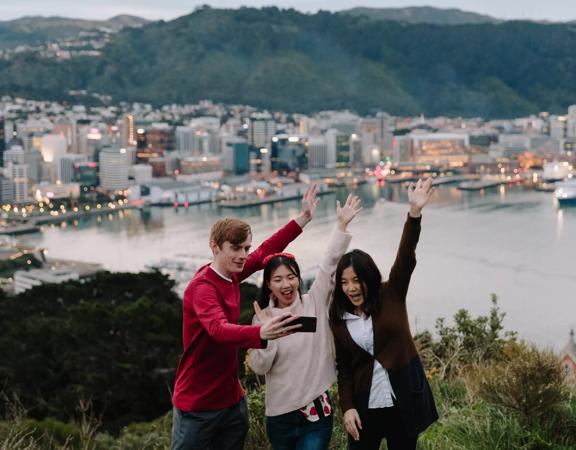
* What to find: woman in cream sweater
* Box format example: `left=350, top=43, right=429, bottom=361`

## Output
left=247, top=194, right=362, bottom=450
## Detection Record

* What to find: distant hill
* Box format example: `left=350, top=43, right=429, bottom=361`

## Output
left=0, top=15, right=150, bottom=48
left=1, top=7, right=576, bottom=118
left=341, top=7, right=501, bottom=25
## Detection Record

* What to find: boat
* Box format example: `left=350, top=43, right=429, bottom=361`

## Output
left=555, top=180, right=576, bottom=206
left=543, top=161, right=572, bottom=182
left=533, top=182, right=556, bottom=193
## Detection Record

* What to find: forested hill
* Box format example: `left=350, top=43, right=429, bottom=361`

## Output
left=2, top=6, right=576, bottom=117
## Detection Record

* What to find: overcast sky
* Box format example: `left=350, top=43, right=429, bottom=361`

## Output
left=2, top=1, right=576, bottom=22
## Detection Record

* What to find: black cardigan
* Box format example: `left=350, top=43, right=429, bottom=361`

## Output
left=330, top=215, right=438, bottom=436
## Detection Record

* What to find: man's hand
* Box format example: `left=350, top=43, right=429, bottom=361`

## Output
left=343, top=408, right=362, bottom=441
left=294, top=184, right=320, bottom=229
left=408, top=177, right=434, bottom=217
left=336, top=194, right=362, bottom=232
left=259, top=312, right=301, bottom=340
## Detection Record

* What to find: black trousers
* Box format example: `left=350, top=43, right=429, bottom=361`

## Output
left=171, top=397, right=249, bottom=450
left=347, top=405, right=417, bottom=450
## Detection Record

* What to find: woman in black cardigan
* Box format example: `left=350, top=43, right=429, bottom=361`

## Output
left=329, top=178, right=438, bottom=450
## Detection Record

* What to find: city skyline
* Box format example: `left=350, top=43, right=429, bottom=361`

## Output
left=2, top=0, right=576, bottom=23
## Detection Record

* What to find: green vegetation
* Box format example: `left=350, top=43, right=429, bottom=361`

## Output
left=0, top=271, right=182, bottom=431
left=0, top=276, right=574, bottom=449
left=0, top=16, right=149, bottom=49
left=341, top=7, right=500, bottom=25
left=2, top=7, right=576, bottom=116
left=0, top=253, right=43, bottom=278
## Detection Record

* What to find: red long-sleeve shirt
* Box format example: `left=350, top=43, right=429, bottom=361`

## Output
left=172, top=220, right=302, bottom=412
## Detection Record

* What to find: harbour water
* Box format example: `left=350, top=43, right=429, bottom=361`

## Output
left=20, top=182, right=576, bottom=350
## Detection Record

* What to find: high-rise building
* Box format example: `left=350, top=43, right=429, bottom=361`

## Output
left=307, top=132, right=337, bottom=169
left=349, top=134, right=363, bottom=167
left=40, top=134, right=68, bottom=163
left=3, top=145, right=26, bottom=166
left=58, top=154, right=86, bottom=184
left=0, top=174, right=13, bottom=204
left=53, top=118, right=77, bottom=153
left=0, top=117, right=6, bottom=167
left=270, top=135, right=307, bottom=173
left=336, top=134, right=351, bottom=167
left=566, top=105, right=576, bottom=139
left=146, top=123, right=175, bottom=154
left=26, top=149, right=43, bottom=183
left=308, top=135, right=328, bottom=169
left=99, top=148, right=130, bottom=191
left=176, top=126, right=195, bottom=155
left=222, top=136, right=250, bottom=175
left=122, top=114, right=136, bottom=147
left=73, top=162, right=99, bottom=188
left=4, top=145, right=28, bottom=203
left=249, top=113, right=276, bottom=148
left=77, top=125, right=103, bottom=161
left=549, top=115, right=566, bottom=140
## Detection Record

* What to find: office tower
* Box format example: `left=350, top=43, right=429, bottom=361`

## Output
left=99, top=148, right=130, bottom=191
left=0, top=117, right=5, bottom=167
left=122, top=114, right=136, bottom=147
left=249, top=113, right=276, bottom=148
left=58, top=154, right=86, bottom=184
left=4, top=145, right=28, bottom=203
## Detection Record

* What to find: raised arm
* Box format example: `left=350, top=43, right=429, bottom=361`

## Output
left=307, top=195, right=361, bottom=306
left=239, top=184, right=319, bottom=280
left=387, top=178, right=433, bottom=300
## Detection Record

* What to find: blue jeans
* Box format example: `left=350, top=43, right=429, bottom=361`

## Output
left=266, top=410, right=333, bottom=450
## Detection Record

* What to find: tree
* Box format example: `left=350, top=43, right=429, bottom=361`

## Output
left=0, top=271, right=182, bottom=431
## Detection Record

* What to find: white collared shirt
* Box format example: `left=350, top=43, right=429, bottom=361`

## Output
left=343, top=312, right=396, bottom=408
left=209, top=264, right=233, bottom=282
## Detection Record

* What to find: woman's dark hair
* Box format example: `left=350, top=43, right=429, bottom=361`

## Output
left=259, top=256, right=302, bottom=309
left=329, top=249, right=382, bottom=325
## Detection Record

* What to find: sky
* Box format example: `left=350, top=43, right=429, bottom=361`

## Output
left=2, top=0, right=576, bottom=23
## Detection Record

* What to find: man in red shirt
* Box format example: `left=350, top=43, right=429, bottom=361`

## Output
left=171, top=186, right=320, bottom=450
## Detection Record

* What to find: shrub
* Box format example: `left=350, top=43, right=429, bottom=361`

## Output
left=416, top=295, right=516, bottom=379
left=466, top=341, right=568, bottom=426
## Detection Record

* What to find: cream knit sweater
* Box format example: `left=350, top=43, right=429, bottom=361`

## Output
left=247, top=227, right=352, bottom=417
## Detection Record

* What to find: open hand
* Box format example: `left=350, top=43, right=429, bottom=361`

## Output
left=336, top=194, right=362, bottom=231
left=295, top=184, right=320, bottom=228
left=253, top=301, right=273, bottom=323
left=259, top=312, right=302, bottom=340
left=408, top=178, right=434, bottom=215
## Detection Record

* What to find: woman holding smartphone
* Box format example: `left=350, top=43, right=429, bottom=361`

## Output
left=329, top=178, right=438, bottom=450
left=247, top=194, right=362, bottom=450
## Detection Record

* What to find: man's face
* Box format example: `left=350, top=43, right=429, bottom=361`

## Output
left=211, top=235, right=252, bottom=276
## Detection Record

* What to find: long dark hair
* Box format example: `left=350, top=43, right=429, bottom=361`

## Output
left=258, top=256, right=302, bottom=309
left=329, top=249, right=382, bottom=325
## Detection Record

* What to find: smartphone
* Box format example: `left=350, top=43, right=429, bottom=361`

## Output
left=291, top=316, right=317, bottom=333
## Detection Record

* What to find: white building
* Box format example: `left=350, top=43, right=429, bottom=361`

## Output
left=176, top=126, right=195, bottom=154
left=249, top=113, right=276, bottom=148
left=34, top=183, right=80, bottom=201
left=14, top=268, right=80, bottom=294
left=549, top=115, right=566, bottom=140
left=129, top=164, right=153, bottom=184
left=99, top=147, right=130, bottom=191
left=40, top=134, right=67, bottom=163
left=4, top=145, right=28, bottom=202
